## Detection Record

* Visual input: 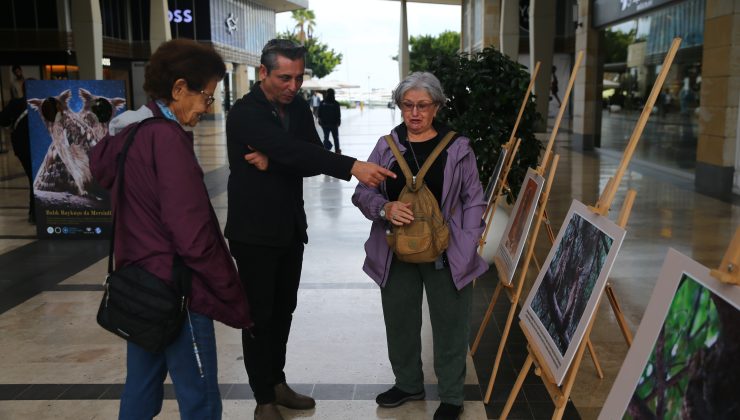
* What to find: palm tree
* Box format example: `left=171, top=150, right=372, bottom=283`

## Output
left=291, top=9, right=316, bottom=42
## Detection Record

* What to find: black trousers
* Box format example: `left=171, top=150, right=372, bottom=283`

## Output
left=321, top=126, right=339, bottom=151
left=229, top=239, right=304, bottom=404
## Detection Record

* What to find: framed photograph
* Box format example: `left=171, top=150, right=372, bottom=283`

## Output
left=519, top=199, right=625, bottom=385
left=598, top=248, right=740, bottom=419
left=493, top=168, right=545, bottom=286
left=484, top=146, right=507, bottom=203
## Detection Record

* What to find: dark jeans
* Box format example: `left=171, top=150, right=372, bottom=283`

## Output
left=119, top=311, right=221, bottom=420
left=321, top=126, right=339, bottom=151
left=229, top=239, right=304, bottom=404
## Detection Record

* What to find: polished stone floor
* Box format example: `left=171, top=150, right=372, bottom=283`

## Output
left=0, top=107, right=737, bottom=420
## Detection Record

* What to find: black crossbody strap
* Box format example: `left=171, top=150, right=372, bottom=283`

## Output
left=415, top=130, right=456, bottom=186
left=384, top=135, right=415, bottom=190
left=107, top=117, right=191, bottom=296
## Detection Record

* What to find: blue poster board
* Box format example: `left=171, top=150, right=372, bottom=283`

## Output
left=26, top=80, right=126, bottom=239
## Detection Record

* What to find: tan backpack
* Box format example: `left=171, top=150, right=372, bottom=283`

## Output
left=384, top=131, right=456, bottom=263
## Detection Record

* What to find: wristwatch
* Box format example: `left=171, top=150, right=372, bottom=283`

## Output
left=379, top=207, right=387, bottom=220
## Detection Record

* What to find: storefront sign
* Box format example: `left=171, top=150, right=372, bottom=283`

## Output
left=593, top=0, right=680, bottom=28
left=168, top=9, right=192, bottom=23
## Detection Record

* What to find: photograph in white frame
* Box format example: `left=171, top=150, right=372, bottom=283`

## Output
left=598, top=248, right=740, bottom=419
left=493, top=168, right=545, bottom=286
left=520, top=199, right=625, bottom=385
left=483, top=147, right=507, bottom=203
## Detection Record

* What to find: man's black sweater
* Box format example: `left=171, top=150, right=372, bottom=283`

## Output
left=225, top=82, right=356, bottom=247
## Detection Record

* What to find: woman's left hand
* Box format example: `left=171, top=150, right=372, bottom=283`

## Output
left=244, top=147, right=268, bottom=171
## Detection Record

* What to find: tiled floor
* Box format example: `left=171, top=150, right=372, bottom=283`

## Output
left=0, top=107, right=737, bottom=419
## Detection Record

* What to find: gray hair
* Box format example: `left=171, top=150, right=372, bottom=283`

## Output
left=260, top=39, right=307, bottom=73
left=393, top=72, right=447, bottom=106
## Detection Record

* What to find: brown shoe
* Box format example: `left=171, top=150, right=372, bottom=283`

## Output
left=274, top=382, right=316, bottom=410
left=254, top=403, right=284, bottom=420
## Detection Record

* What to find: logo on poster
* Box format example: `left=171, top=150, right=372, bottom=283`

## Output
left=95, top=227, right=102, bottom=235
left=54, top=227, right=61, bottom=234
left=46, top=227, right=54, bottom=234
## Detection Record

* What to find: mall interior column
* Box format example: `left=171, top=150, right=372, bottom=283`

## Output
left=150, top=0, right=172, bottom=53
left=528, top=0, right=555, bottom=131
left=399, top=0, right=410, bottom=80
left=70, top=0, right=102, bottom=80
left=572, top=0, right=599, bottom=151
left=696, top=1, right=740, bottom=199
left=234, top=63, right=249, bottom=99
left=482, top=0, right=501, bottom=49
left=499, top=0, right=518, bottom=61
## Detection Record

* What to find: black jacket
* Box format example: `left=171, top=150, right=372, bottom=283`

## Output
left=225, top=82, right=356, bottom=247
left=0, top=97, right=30, bottom=162
left=318, top=100, right=341, bottom=127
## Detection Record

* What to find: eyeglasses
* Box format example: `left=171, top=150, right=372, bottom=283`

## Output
left=399, top=101, right=436, bottom=113
left=198, top=90, right=216, bottom=106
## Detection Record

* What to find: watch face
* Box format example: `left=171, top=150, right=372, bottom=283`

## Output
left=380, top=209, right=386, bottom=218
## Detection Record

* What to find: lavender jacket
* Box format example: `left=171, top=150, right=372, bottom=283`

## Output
left=90, top=102, right=252, bottom=329
left=352, top=128, right=489, bottom=290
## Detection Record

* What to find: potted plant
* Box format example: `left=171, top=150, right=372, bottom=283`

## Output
left=429, top=47, right=542, bottom=200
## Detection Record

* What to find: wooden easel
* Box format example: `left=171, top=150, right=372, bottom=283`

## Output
left=710, top=227, right=740, bottom=286
left=478, top=61, right=541, bottom=254
left=499, top=37, right=682, bottom=420
left=470, top=51, right=607, bottom=402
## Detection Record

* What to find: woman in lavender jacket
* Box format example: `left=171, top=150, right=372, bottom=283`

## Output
left=352, top=72, right=488, bottom=420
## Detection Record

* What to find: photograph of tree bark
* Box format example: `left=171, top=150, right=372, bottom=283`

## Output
left=530, top=213, right=614, bottom=355
left=626, top=274, right=740, bottom=419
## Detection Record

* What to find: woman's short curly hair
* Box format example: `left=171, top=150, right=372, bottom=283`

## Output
left=143, top=39, right=226, bottom=102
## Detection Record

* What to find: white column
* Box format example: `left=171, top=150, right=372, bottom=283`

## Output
left=233, top=63, right=249, bottom=100
left=500, top=0, right=518, bottom=60
left=150, top=0, right=171, bottom=53
left=528, top=0, right=555, bottom=130
left=399, top=0, right=410, bottom=81
left=71, top=0, right=102, bottom=80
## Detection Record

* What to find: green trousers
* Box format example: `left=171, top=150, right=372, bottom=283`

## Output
left=380, top=258, right=473, bottom=405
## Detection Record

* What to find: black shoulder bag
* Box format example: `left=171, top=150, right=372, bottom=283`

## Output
left=96, top=117, right=192, bottom=353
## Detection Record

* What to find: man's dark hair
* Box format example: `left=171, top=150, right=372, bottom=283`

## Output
left=143, top=39, right=226, bottom=102
left=325, top=88, right=336, bottom=102
left=260, top=39, right=306, bottom=74
left=12, top=64, right=21, bottom=72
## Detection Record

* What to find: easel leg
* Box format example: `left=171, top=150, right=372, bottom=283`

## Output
left=585, top=339, right=604, bottom=379
left=483, top=289, right=518, bottom=404
left=605, top=283, right=633, bottom=346
left=500, top=354, right=533, bottom=420
left=471, top=282, right=503, bottom=355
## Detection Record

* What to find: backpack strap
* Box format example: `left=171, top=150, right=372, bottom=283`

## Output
left=415, top=130, right=456, bottom=190
left=384, top=135, right=415, bottom=190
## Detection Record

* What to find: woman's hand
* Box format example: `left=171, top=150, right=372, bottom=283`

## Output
left=244, top=146, right=268, bottom=171
left=384, top=201, right=414, bottom=226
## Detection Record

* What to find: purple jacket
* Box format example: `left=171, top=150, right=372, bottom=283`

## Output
left=90, top=102, right=252, bottom=329
left=352, top=128, right=489, bottom=290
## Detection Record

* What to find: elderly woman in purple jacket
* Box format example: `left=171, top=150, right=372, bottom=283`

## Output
left=352, top=72, right=488, bottom=420
left=91, top=40, right=252, bottom=420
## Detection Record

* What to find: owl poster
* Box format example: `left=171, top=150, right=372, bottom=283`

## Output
left=26, top=80, right=126, bottom=239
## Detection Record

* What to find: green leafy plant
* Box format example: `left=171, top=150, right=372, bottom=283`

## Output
left=428, top=47, right=542, bottom=199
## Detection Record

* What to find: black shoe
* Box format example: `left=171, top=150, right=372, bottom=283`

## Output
left=434, top=402, right=464, bottom=420
left=274, top=382, right=315, bottom=410
left=375, top=386, right=425, bottom=408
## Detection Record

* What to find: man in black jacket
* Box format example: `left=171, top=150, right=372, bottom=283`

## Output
left=0, top=79, right=34, bottom=223
left=225, top=39, right=394, bottom=420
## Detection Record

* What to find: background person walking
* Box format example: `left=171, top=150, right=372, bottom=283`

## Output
left=318, top=88, right=341, bottom=153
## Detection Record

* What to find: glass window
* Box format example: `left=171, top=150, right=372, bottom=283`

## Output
left=36, top=0, right=57, bottom=29
left=599, top=0, right=704, bottom=174
left=13, top=0, right=36, bottom=28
